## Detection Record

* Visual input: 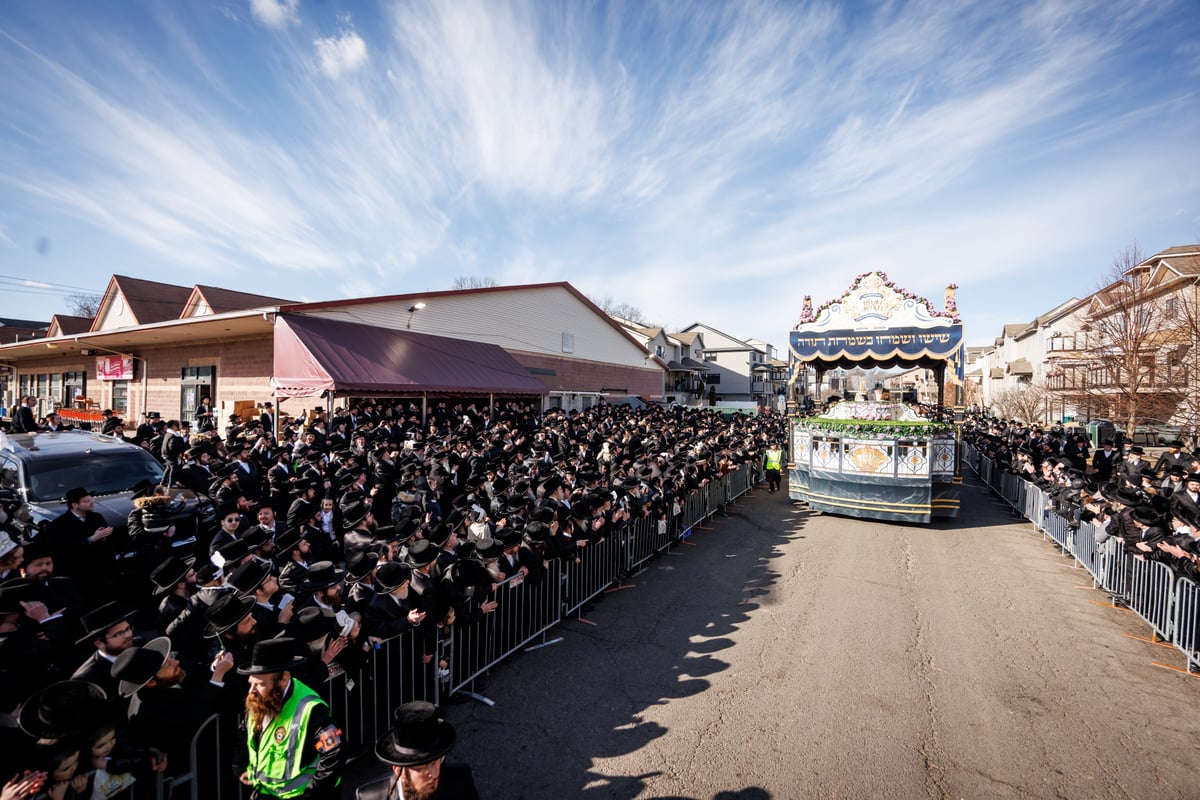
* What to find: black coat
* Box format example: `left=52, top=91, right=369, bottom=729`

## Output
left=355, top=765, right=479, bottom=800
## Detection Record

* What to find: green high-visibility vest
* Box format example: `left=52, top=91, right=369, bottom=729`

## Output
left=765, top=449, right=783, bottom=470
left=246, top=680, right=325, bottom=799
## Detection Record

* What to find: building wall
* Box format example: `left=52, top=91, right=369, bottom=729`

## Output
left=509, top=351, right=663, bottom=399
left=304, top=285, right=650, bottom=368
left=8, top=336, right=274, bottom=423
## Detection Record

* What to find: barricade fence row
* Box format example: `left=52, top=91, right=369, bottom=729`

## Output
left=170, top=465, right=760, bottom=800
left=964, top=445, right=1199, bottom=676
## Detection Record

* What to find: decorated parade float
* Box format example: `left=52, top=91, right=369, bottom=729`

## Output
left=786, top=272, right=964, bottom=523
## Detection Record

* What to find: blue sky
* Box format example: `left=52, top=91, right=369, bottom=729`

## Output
left=1, top=0, right=1198, bottom=349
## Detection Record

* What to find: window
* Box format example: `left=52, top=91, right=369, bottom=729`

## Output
left=703, top=351, right=717, bottom=361
left=62, top=371, right=87, bottom=406
left=655, top=344, right=665, bottom=357
left=111, top=381, right=129, bottom=415
left=561, top=333, right=574, bottom=354
left=181, top=366, right=216, bottom=425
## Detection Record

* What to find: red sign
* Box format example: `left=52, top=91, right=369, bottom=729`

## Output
left=96, top=355, right=133, bottom=381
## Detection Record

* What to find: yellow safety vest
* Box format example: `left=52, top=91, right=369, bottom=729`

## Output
left=246, top=680, right=324, bottom=799
left=765, top=449, right=783, bottom=470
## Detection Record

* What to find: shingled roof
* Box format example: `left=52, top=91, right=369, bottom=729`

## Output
left=183, top=285, right=296, bottom=317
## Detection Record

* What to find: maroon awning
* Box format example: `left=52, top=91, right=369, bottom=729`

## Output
left=271, top=314, right=546, bottom=398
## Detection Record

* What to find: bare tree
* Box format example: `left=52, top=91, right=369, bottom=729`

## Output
left=991, top=381, right=1054, bottom=424
left=66, top=293, right=101, bottom=318
left=593, top=295, right=649, bottom=326
left=450, top=275, right=498, bottom=290
left=1059, top=243, right=1185, bottom=436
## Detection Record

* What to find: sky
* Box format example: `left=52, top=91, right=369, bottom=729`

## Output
left=1, top=0, right=1198, bottom=351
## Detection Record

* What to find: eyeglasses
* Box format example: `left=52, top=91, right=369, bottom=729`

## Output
left=105, top=624, right=133, bottom=640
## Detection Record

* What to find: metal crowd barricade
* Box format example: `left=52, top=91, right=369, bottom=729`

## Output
left=447, top=558, right=564, bottom=698
left=563, top=527, right=624, bottom=616
left=1100, top=542, right=1132, bottom=598
left=1127, top=557, right=1175, bottom=638
left=1075, top=520, right=1103, bottom=582
left=683, top=489, right=706, bottom=530
left=177, top=711, right=244, bottom=800
left=623, top=515, right=665, bottom=575
left=1172, top=577, right=1200, bottom=672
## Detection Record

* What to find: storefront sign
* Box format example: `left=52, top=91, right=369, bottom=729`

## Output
left=96, top=355, right=133, bottom=381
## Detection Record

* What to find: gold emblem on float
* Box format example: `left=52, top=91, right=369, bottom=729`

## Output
left=846, top=443, right=890, bottom=473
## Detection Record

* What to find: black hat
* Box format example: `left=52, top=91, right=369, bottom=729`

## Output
left=1131, top=505, right=1161, bottom=526
left=273, top=527, right=304, bottom=553
left=237, top=637, right=306, bottom=675
left=239, top=526, right=272, bottom=551
left=111, top=636, right=172, bottom=697
left=375, top=561, right=413, bottom=593
left=345, top=550, right=379, bottom=584
left=405, top=539, right=438, bottom=568
left=301, top=561, right=345, bottom=592
left=342, top=501, right=370, bottom=530
left=204, top=593, right=255, bottom=637
left=149, top=555, right=193, bottom=595
left=375, top=701, right=456, bottom=767
left=523, top=520, right=550, bottom=545
left=1112, top=486, right=1145, bottom=507
left=425, top=523, right=452, bottom=548
left=216, top=537, right=252, bottom=565
left=228, top=559, right=271, bottom=596
left=1187, top=473, right=1200, bottom=484
left=64, top=487, right=91, bottom=505
left=18, top=680, right=109, bottom=739
left=1128, top=446, right=1145, bottom=456
left=286, top=607, right=336, bottom=644
left=291, top=478, right=315, bottom=495
left=474, top=537, right=503, bottom=561
left=77, top=602, right=137, bottom=645
left=446, top=558, right=493, bottom=588
left=496, top=528, right=522, bottom=549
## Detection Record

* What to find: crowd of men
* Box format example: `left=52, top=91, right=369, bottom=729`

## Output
left=0, top=397, right=784, bottom=798
left=962, top=415, right=1200, bottom=582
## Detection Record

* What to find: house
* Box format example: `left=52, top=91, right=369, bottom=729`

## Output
left=679, top=323, right=778, bottom=408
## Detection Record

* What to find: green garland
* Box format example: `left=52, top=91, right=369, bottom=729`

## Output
left=793, top=417, right=954, bottom=440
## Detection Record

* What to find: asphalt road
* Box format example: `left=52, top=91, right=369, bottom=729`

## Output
left=356, top=475, right=1200, bottom=799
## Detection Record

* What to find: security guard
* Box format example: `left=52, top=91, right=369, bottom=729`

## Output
left=764, top=441, right=784, bottom=494
left=238, top=638, right=343, bottom=800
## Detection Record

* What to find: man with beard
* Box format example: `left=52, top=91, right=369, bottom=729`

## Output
left=111, top=635, right=234, bottom=772
left=356, top=701, right=478, bottom=800
left=237, top=638, right=344, bottom=800
left=340, top=502, right=378, bottom=562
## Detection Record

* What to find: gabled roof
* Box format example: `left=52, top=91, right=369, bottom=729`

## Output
left=280, top=281, right=652, bottom=358
left=680, top=322, right=752, bottom=350
left=669, top=331, right=702, bottom=346
left=1142, top=244, right=1200, bottom=262
left=92, top=275, right=193, bottom=331
left=183, top=285, right=294, bottom=317
left=47, top=315, right=93, bottom=337
left=0, top=318, right=49, bottom=343
left=1002, top=323, right=1030, bottom=339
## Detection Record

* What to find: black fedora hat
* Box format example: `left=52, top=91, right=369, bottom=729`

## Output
left=375, top=701, right=456, bottom=767
left=446, top=558, right=493, bottom=588
left=111, top=636, right=172, bottom=697
left=474, top=537, right=504, bottom=561
left=341, top=501, right=369, bottom=530
left=228, top=559, right=271, bottom=597
left=345, top=550, right=380, bottom=584
left=375, top=561, right=412, bottom=593
left=149, top=555, right=193, bottom=595
left=77, top=602, right=137, bottom=646
left=237, top=637, right=306, bottom=676
left=405, top=539, right=437, bottom=568
left=204, top=593, right=255, bottom=637
left=18, top=680, right=108, bottom=739
left=301, top=561, right=345, bottom=592
left=286, top=607, right=336, bottom=644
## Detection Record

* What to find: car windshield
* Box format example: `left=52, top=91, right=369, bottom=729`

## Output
left=25, top=451, right=165, bottom=502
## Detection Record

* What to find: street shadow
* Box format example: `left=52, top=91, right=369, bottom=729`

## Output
left=427, top=487, right=805, bottom=799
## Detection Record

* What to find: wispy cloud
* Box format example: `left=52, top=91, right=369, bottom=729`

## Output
left=0, top=0, right=1196, bottom=347
left=249, top=0, right=298, bottom=29
left=314, top=25, right=368, bottom=79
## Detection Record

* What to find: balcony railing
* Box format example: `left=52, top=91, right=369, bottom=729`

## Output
left=1047, top=366, right=1190, bottom=391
